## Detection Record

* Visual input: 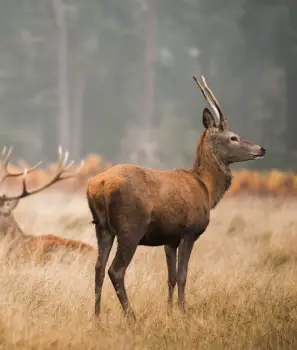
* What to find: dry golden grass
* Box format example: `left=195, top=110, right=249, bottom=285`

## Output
left=1, top=192, right=297, bottom=349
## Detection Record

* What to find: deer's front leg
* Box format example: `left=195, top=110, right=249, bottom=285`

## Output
left=177, top=234, right=196, bottom=313
left=164, top=245, right=177, bottom=308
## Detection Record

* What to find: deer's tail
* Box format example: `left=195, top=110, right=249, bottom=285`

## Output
left=87, top=181, right=114, bottom=234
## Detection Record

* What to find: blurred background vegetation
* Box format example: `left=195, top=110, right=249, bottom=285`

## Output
left=0, top=0, right=296, bottom=171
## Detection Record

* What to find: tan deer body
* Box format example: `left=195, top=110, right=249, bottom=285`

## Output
left=0, top=146, right=95, bottom=263
left=0, top=204, right=94, bottom=263
left=87, top=75, right=266, bottom=321
left=88, top=166, right=212, bottom=247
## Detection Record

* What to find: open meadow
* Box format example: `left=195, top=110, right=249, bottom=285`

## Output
left=1, top=191, right=297, bottom=349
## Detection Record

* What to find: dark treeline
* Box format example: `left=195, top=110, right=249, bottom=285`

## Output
left=0, top=0, right=296, bottom=171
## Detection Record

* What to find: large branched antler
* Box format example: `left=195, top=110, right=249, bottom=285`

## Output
left=0, top=146, right=84, bottom=200
left=193, top=74, right=227, bottom=128
left=0, top=146, right=42, bottom=185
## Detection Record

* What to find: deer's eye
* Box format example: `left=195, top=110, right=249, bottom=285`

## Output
left=230, top=136, right=239, bottom=142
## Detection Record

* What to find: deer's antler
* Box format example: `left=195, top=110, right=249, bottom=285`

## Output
left=193, top=75, right=226, bottom=128
left=0, top=146, right=43, bottom=185
left=0, top=146, right=84, bottom=200
left=200, top=75, right=225, bottom=126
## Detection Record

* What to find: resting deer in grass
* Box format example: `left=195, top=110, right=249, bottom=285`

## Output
left=87, top=75, right=266, bottom=321
left=0, top=146, right=95, bottom=262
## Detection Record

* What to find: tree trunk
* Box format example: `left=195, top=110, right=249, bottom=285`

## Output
left=143, top=0, right=157, bottom=133
left=52, top=0, right=71, bottom=151
left=285, top=1, right=297, bottom=157
left=71, top=71, right=85, bottom=160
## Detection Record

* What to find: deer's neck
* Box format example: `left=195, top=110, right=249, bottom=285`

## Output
left=0, top=214, right=26, bottom=242
left=193, top=135, right=232, bottom=209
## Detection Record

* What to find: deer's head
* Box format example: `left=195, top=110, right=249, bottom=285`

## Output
left=0, top=196, right=21, bottom=239
left=194, top=75, right=266, bottom=166
left=0, top=145, right=84, bottom=238
left=0, top=196, right=19, bottom=216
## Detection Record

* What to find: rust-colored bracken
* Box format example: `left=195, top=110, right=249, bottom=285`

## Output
left=0, top=146, right=95, bottom=262
left=87, top=74, right=267, bottom=321
left=7, top=155, right=297, bottom=197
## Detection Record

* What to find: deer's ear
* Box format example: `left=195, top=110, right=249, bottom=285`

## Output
left=202, top=108, right=216, bottom=129
left=3, top=199, right=19, bottom=212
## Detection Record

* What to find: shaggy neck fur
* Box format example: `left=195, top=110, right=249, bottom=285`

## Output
left=193, top=131, right=232, bottom=209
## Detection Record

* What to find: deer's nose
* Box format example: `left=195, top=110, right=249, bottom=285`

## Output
left=260, top=147, right=266, bottom=155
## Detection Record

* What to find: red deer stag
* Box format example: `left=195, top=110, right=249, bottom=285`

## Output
left=0, top=146, right=95, bottom=262
left=87, top=75, right=266, bottom=321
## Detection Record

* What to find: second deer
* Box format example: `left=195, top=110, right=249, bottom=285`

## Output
left=0, top=146, right=95, bottom=264
left=87, top=74, right=266, bottom=321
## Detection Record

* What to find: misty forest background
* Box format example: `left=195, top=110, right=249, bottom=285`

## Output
left=0, top=0, right=296, bottom=171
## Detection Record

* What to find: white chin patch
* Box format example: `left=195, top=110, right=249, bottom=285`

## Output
left=253, top=155, right=264, bottom=160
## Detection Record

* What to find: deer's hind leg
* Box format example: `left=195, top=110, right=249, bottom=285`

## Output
left=108, top=234, right=139, bottom=321
left=107, top=193, right=151, bottom=321
left=95, top=226, right=115, bottom=316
